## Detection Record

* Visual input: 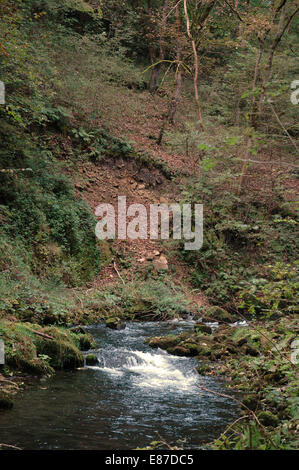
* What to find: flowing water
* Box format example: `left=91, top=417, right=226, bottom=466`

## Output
left=0, top=320, right=239, bottom=450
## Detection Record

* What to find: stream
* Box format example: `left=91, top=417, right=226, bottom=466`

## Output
left=0, top=320, right=239, bottom=450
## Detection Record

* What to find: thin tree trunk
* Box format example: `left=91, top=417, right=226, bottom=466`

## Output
left=250, top=38, right=266, bottom=127
left=168, top=3, right=183, bottom=124
left=237, top=137, right=252, bottom=195
left=148, top=0, right=169, bottom=93
left=183, top=0, right=204, bottom=130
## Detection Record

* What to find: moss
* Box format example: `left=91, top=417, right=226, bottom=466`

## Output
left=35, top=326, right=84, bottom=370
left=7, top=356, right=54, bottom=376
left=257, top=411, right=279, bottom=428
left=97, top=240, right=113, bottom=267
left=146, top=335, right=180, bottom=350
left=242, top=394, right=259, bottom=411
left=204, top=306, right=234, bottom=323
left=105, top=317, right=126, bottom=330
left=0, top=321, right=55, bottom=376
left=76, top=333, right=96, bottom=351
left=0, top=321, right=85, bottom=374
left=182, top=343, right=200, bottom=356
left=197, top=363, right=213, bottom=375
left=85, top=354, right=98, bottom=365
left=167, top=346, right=190, bottom=357
left=194, top=323, right=212, bottom=334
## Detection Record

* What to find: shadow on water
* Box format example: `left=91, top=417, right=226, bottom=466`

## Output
left=0, top=321, right=239, bottom=450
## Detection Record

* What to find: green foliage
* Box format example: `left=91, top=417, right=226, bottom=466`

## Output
left=181, top=166, right=298, bottom=309
left=0, top=320, right=88, bottom=374
left=0, top=154, right=101, bottom=286
left=95, top=280, right=192, bottom=320
left=238, top=262, right=299, bottom=318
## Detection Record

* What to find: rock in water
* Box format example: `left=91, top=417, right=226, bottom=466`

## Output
left=105, top=317, right=126, bottom=330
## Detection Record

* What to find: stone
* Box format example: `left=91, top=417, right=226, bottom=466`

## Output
left=85, top=354, right=98, bottom=366
left=242, top=394, right=259, bottom=411
left=106, top=317, right=126, bottom=330
left=194, top=322, right=212, bottom=335
left=154, top=255, right=168, bottom=271
left=257, top=411, right=279, bottom=427
left=204, top=306, right=234, bottom=323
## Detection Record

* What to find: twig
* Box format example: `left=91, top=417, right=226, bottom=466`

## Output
left=32, top=330, right=54, bottom=341
left=217, top=414, right=251, bottom=441
left=113, top=261, right=125, bottom=285
left=222, top=0, right=245, bottom=23
left=0, top=443, right=22, bottom=450
left=156, top=433, right=175, bottom=450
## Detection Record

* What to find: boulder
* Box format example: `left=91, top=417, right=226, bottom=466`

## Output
left=85, top=354, right=98, bottom=366
left=153, top=255, right=168, bottom=271
left=105, top=317, right=126, bottom=330
left=257, top=411, right=279, bottom=427
left=203, top=306, right=234, bottom=323
left=194, top=322, right=212, bottom=335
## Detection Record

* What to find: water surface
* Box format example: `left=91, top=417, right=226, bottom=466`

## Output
left=0, top=321, right=239, bottom=449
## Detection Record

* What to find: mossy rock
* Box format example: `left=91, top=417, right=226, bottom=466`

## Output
left=69, top=326, right=86, bottom=335
left=7, top=356, right=54, bottom=375
left=197, top=363, right=213, bottom=375
left=241, top=344, right=259, bottom=357
left=226, top=343, right=238, bottom=355
left=196, top=343, right=214, bottom=358
left=257, top=411, right=279, bottom=427
left=232, top=328, right=263, bottom=355
left=85, top=354, right=98, bottom=366
left=204, top=306, right=234, bottom=323
left=194, top=322, right=212, bottom=335
left=35, top=327, right=84, bottom=370
left=1, top=321, right=55, bottom=375
left=105, top=317, right=126, bottom=330
left=167, top=346, right=190, bottom=357
left=180, top=343, right=199, bottom=357
left=126, top=300, right=152, bottom=317
left=242, top=394, right=259, bottom=411
left=76, top=333, right=96, bottom=351
left=263, top=371, right=284, bottom=384
left=146, top=335, right=180, bottom=350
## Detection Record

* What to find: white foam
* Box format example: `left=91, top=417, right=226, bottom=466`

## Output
left=125, top=351, right=197, bottom=390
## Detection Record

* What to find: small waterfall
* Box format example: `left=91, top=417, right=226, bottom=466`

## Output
left=86, top=347, right=198, bottom=391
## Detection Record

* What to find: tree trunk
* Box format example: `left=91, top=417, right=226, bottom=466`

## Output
left=168, top=3, right=183, bottom=124
left=183, top=0, right=204, bottom=130
left=148, top=0, right=168, bottom=93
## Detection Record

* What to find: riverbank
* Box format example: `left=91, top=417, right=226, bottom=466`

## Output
left=145, top=314, right=299, bottom=450
left=0, top=320, right=96, bottom=409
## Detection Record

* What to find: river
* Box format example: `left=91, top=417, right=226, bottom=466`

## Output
left=0, top=320, right=239, bottom=449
